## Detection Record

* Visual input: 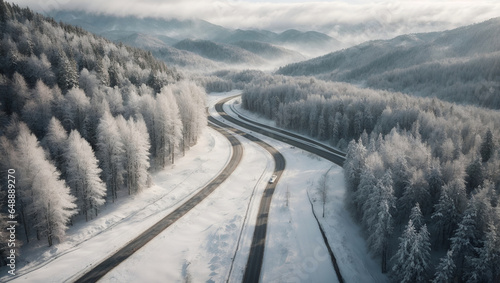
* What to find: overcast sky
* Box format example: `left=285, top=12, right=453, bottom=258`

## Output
left=10, top=0, right=500, bottom=42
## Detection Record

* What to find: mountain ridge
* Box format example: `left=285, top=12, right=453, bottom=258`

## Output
left=276, top=17, right=500, bottom=108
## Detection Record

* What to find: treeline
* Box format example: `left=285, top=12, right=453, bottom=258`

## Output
left=196, top=69, right=265, bottom=93
left=241, top=74, right=500, bottom=282
left=0, top=0, right=206, bottom=257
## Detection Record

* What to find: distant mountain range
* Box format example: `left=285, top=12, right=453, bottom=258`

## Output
left=277, top=18, right=500, bottom=109
left=46, top=10, right=339, bottom=70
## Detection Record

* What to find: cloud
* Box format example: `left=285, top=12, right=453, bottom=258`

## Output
left=10, top=0, right=500, bottom=45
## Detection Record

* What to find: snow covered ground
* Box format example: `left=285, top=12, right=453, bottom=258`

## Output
left=0, top=126, right=232, bottom=282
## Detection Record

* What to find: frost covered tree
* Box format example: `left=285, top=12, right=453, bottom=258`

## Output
left=466, top=223, right=500, bottom=282
left=480, top=129, right=494, bottom=163
left=365, top=171, right=395, bottom=273
left=465, top=157, right=484, bottom=194
left=344, top=139, right=367, bottom=213
left=391, top=218, right=431, bottom=282
left=42, top=117, right=68, bottom=173
left=117, top=115, right=150, bottom=194
left=391, top=156, right=411, bottom=199
left=449, top=200, right=482, bottom=279
left=78, top=68, right=99, bottom=97
left=154, top=87, right=182, bottom=168
left=96, top=111, right=124, bottom=202
left=65, top=130, right=106, bottom=221
left=173, top=82, right=206, bottom=154
left=9, top=72, right=29, bottom=114
left=397, top=170, right=430, bottom=222
left=317, top=169, right=330, bottom=218
left=61, top=88, right=90, bottom=134
left=409, top=203, right=424, bottom=231
left=14, top=123, right=77, bottom=245
left=432, top=250, right=456, bottom=283
left=22, top=80, right=54, bottom=137
left=391, top=219, right=417, bottom=281
left=431, top=187, right=460, bottom=248
left=57, top=52, right=78, bottom=93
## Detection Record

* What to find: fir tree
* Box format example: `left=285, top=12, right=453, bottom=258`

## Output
left=14, top=123, right=77, bottom=245
left=42, top=117, right=68, bottom=173
left=433, top=250, right=456, bottom=283
left=65, top=130, right=106, bottom=221
left=57, top=52, right=78, bottom=93
left=450, top=200, right=482, bottom=279
left=392, top=219, right=431, bottom=282
left=480, top=129, right=494, bottom=163
left=96, top=111, right=124, bottom=202
left=117, top=115, right=150, bottom=195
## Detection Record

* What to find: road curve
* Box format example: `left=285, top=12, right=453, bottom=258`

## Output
left=73, top=121, right=243, bottom=283
left=215, top=96, right=346, bottom=283
left=210, top=100, right=286, bottom=283
left=218, top=96, right=346, bottom=168
left=230, top=102, right=346, bottom=159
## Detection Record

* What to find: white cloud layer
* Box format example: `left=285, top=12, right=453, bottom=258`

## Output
left=10, top=0, right=500, bottom=44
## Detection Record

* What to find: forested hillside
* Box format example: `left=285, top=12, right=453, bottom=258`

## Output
left=173, top=39, right=265, bottom=65
left=0, top=0, right=206, bottom=259
left=231, top=40, right=305, bottom=63
left=239, top=72, right=500, bottom=282
left=277, top=18, right=500, bottom=109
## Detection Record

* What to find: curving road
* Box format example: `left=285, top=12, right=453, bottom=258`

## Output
left=210, top=100, right=286, bottom=283
left=73, top=121, right=243, bottom=283
left=214, top=96, right=346, bottom=283
left=218, top=96, right=345, bottom=168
